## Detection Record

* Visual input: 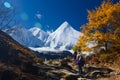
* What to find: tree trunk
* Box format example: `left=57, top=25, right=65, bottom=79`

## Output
left=105, top=41, right=108, bottom=53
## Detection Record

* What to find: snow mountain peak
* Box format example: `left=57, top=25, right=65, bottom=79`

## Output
left=29, top=27, right=42, bottom=36
left=56, top=21, right=72, bottom=32
left=61, top=21, right=70, bottom=27
left=45, top=21, right=81, bottom=50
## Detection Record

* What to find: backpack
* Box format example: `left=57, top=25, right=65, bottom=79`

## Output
left=75, top=56, right=85, bottom=66
left=75, top=58, right=80, bottom=64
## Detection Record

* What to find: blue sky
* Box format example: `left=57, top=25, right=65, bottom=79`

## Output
left=2, top=0, right=119, bottom=31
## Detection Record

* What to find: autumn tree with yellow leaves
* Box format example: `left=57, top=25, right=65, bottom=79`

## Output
left=75, top=1, right=120, bottom=54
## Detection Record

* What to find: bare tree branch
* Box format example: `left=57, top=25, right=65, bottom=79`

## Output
left=0, top=1, right=16, bottom=30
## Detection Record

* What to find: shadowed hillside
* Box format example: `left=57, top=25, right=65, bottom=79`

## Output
left=0, top=30, right=37, bottom=63
left=0, top=30, right=60, bottom=80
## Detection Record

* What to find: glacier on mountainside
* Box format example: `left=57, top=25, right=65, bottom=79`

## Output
left=29, top=27, right=49, bottom=43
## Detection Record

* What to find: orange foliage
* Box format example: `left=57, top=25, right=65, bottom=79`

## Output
left=76, top=1, right=120, bottom=53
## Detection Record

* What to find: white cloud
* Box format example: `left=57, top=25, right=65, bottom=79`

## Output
left=35, top=13, right=42, bottom=19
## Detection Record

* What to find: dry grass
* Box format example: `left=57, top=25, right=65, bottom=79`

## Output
left=98, top=75, right=120, bottom=80
left=104, top=63, right=120, bottom=71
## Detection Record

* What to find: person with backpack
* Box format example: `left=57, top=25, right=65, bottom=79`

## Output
left=76, top=54, right=85, bottom=75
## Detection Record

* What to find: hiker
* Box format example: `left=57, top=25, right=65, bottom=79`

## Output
left=76, top=54, right=85, bottom=74
left=73, top=51, right=77, bottom=60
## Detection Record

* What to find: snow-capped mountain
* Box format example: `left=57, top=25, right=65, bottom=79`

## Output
left=29, top=27, right=49, bottom=43
left=45, top=21, right=82, bottom=50
left=4, top=25, right=44, bottom=47
left=4, top=21, right=82, bottom=51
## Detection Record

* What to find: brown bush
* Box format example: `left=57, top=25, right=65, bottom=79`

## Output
left=88, top=52, right=120, bottom=67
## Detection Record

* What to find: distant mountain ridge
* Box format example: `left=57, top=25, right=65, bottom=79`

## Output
left=4, top=21, right=82, bottom=50
left=4, top=25, right=44, bottom=47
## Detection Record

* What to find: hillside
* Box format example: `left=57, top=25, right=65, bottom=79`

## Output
left=0, top=30, right=38, bottom=62
left=0, top=30, right=60, bottom=80
left=0, top=30, right=120, bottom=80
